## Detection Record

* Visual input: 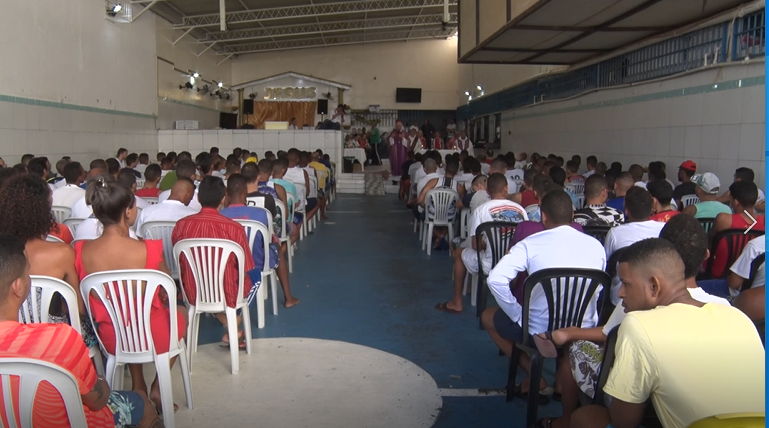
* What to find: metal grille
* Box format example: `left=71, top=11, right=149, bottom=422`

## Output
left=201, top=14, right=457, bottom=43
left=457, top=15, right=762, bottom=121
left=733, top=10, right=765, bottom=60
left=178, top=0, right=458, bottom=29
left=221, top=28, right=455, bottom=54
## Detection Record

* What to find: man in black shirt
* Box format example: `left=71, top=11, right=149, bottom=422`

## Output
left=421, top=119, right=436, bottom=150
left=673, top=160, right=697, bottom=210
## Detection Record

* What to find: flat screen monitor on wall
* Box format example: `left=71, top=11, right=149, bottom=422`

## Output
left=396, top=88, right=422, bottom=103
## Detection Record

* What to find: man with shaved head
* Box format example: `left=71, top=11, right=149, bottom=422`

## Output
left=571, top=238, right=764, bottom=428
left=489, top=158, right=518, bottom=194
left=606, top=172, right=634, bottom=211
left=134, top=178, right=197, bottom=233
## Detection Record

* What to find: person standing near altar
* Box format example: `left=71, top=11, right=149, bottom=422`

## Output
left=432, top=131, right=444, bottom=150
left=407, top=126, right=421, bottom=153
left=456, top=130, right=473, bottom=151
left=388, top=120, right=409, bottom=177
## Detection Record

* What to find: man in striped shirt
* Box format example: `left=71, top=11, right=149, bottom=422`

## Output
left=172, top=176, right=258, bottom=348
left=0, top=234, right=163, bottom=428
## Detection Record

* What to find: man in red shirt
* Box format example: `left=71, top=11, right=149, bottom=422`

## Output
left=172, top=176, right=258, bottom=348
left=0, top=234, right=163, bottom=428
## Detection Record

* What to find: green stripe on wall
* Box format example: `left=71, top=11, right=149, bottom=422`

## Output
left=0, top=94, right=156, bottom=119
left=506, top=75, right=765, bottom=121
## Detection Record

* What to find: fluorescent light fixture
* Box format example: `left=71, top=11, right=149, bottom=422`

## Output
left=192, top=72, right=200, bottom=78
left=111, top=4, right=122, bottom=12
left=476, top=85, right=483, bottom=90
left=464, top=91, right=470, bottom=96
left=217, top=81, right=224, bottom=88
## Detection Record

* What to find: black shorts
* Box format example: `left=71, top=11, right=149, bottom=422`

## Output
left=305, top=198, right=318, bottom=211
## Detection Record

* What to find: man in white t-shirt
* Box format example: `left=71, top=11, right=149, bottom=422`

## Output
left=571, top=238, right=764, bottom=428
left=604, top=186, right=665, bottom=304
left=531, top=215, right=729, bottom=427
left=134, top=153, right=150, bottom=176
left=113, top=148, right=128, bottom=169
left=482, top=190, right=606, bottom=397
left=135, top=179, right=197, bottom=233
left=490, top=158, right=518, bottom=194
left=582, top=155, right=597, bottom=178
left=436, top=173, right=527, bottom=315
left=157, top=160, right=201, bottom=212
left=51, top=162, right=86, bottom=210
left=284, top=150, right=310, bottom=212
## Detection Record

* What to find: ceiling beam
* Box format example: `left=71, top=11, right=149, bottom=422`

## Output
left=218, top=27, right=455, bottom=55
left=176, top=0, right=458, bottom=29
left=512, top=24, right=677, bottom=32
left=482, top=47, right=611, bottom=53
left=198, top=14, right=457, bottom=43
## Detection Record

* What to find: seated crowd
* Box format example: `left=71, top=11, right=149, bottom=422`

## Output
left=409, top=150, right=765, bottom=428
left=0, top=146, right=335, bottom=427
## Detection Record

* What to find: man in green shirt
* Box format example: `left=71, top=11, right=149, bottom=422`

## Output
left=368, top=126, right=381, bottom=165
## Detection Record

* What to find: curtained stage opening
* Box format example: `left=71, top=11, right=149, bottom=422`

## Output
left=244, top=101, right=318, bottom=129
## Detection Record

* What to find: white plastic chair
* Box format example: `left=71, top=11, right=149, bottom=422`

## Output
left=138, top=221, right=179, bottom=280
left=70, top=237, right=93, bottom=249
left=136, top=178, right=146, bottom=188
left=45, top=235, right=65, bottom=243
left=63, top=217, right=85, bottom=236
left=525, top=204, right=539, bottom=218
left=0, top=358, right=88, bottom=427
left=142, top=197, right=159, bottom=205
left=50, top=206, right=71, bottom=224
left=422, top=189, right=459, bottom=256
left=80, top=269, right=193, bottom=428
left=173, top=239, right=253, bottom=375
left=22, top=275, right=104, bottom=377
left=459, top=208, right=471, bottom=239
left=275, top=200, right=294, bottom=273
left=682, top=194, right=700, bottom=208
left=566, top=182, right=585, bottom=195
left=575, top=194, right=586, bottom=209
left=235, top=219, right=278, bottom=327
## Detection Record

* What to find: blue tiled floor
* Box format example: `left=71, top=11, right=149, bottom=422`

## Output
left=195, top=194, right=562, bottom=427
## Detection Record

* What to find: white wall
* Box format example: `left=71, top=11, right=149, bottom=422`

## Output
left=231, top=39, right=460, bottom=111
left=156, top=18, right=233, bottom=129
left=0, top=0, right=159, bottom=165
left=503, top=63, right=766, bottom=185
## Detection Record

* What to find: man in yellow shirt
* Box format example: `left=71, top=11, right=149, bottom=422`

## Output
left=309, top=152, right=330, bottom=220
left=572, top=238, right=764, bottom=428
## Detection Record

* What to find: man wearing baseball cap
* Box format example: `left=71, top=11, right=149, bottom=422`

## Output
left=682, top=172, right=732, bottom=219
left=673, top=160, right=697, bottom=209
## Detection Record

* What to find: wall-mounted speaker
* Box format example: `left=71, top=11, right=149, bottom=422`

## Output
left=243, top=99, right=254, bottom=115
left=317, top=99, right=328, bottom=115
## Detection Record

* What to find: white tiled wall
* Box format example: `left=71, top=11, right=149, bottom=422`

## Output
left=503, top=63, right=766, bottom=186
left=0, top=101, right=158, bottom=166
left=156, top=100, right=222, bottom=130
left=158, top=130, right=343, bottom=166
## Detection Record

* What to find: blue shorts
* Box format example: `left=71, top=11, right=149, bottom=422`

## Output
left=305, top=198, right=318, bottom=211
left=107, top=390, right=144, bottom=426
left=293, top=213, right=303, bottom=225
left=493, top=308, right=534, bottom=346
